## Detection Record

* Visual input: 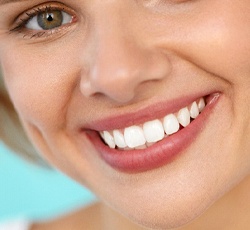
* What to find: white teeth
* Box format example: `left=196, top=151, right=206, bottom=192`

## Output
left=100, top=97, right=206, bottom=149
left=163, top=114, right=180, bottom=135
left=198, top=98, right=205, bottom=112
left=113, top=130, right=127, bottom=148
left=124, top=126, right=146, bottom=148
left=190, top=102, right=199, bottom=119
left=143, top=119, right=165, bottom=143
left=103, top=131, right=116, bottom=149
left=177, top=107, right=190, bottom=127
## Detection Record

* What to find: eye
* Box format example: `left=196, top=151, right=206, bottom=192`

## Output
left=10, top=3, right=77, bottom=39
left=26, top=10, right=73, bottom=31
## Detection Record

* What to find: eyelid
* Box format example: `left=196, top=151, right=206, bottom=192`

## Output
left=10, top=2, right=77, bottom=34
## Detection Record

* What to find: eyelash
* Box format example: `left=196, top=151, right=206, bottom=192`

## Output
left=10, top=3, right=76, bottom=39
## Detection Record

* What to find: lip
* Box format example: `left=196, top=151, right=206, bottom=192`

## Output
left=85, top=93, right=220, bottom=173
left=83, top=92, right=217, bottom=131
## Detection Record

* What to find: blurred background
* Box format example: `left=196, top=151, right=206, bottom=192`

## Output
left=0, top=141, right=96, bottom=222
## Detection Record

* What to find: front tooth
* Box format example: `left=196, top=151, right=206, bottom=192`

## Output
left=163, top=114, right=180, bottom=135
left=103, top=131, right=116, bottom=149
left=113, top=130, right=127, bottom=148
left=143, top=119, right=164, bottom=143
left=190, top=102, right=199, bottom=119
left=177, top=107, right=190, bottom=127
left=198, top=98, right=205, bottom=112
left=124, top=126, right=146, bottom=148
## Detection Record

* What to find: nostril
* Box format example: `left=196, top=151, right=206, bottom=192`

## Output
left=80, top=44, right=172, bottom=103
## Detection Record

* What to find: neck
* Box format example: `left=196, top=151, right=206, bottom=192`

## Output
left=100, top=204, right=149, bottom=230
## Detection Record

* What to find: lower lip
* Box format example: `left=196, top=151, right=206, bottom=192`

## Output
left=87, top=95, right=220, bottom=173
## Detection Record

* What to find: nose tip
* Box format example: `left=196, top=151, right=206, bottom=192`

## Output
left=80, top=67, right=141, bottom=103
left=80, top=48, right=172, bottom=104
left=80, top=49, right=171, bottom=104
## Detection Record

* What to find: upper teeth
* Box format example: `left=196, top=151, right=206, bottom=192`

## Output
left=100, top=98, right=205, bottom=150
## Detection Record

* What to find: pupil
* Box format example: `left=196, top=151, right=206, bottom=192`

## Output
left=47, top=14, right=54, bottom=22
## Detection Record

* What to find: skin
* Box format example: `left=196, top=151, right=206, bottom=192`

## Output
left=0, top=0, right=250, bottom=229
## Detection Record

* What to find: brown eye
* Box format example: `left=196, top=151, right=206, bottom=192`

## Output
left=26, top=10, right=73, bottom=30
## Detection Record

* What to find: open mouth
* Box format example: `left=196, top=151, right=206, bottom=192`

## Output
left=99, top=98, right=206, bottom=150
left=86, top=93, right=220, bottom=173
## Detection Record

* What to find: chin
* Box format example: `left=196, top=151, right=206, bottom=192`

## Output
left=119, top=194, right=217, bottom=230
left=104, top=165, right=244, bottom=230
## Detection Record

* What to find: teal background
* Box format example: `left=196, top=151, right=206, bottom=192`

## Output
left=0, top=142, right=96, bottom=222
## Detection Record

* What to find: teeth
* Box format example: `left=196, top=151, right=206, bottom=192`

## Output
left=124, top=126, right=146, bottom=148
left=177, top=107, right=190, bottom=127
left=143, top=119, right=165, bottom=143
left=163, top=114, right=180, bottom=135
left=113, top=130, right=127, bottom=148
left=189, top=102, right=199, bottom=119
left=103, top=131, right=116, bottom=149
left=99, top=97, right=206, bottom=149
left=198, top=98, right=205, bottom=112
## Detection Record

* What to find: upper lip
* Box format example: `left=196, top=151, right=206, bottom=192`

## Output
left=82, top=91, right=216, bottom=132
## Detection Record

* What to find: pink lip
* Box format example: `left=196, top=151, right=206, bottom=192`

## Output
left=84, top=92, right=216, bottom=131
left=85, top=93, right=220, bottom=173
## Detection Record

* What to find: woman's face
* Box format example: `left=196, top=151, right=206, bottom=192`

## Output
left=1, top=0, right=250, bottom=228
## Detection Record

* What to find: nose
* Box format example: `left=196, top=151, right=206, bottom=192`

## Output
left=80, top=6, right=171, bottom=104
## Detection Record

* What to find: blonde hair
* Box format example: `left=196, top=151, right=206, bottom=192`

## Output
left=0, top=72, right=47, bottom=167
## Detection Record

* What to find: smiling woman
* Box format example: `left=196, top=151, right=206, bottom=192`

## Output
left=0, top=0, right=250, bottom=230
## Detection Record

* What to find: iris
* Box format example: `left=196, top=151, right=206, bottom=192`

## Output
left=37, top=10, right=63, bottom=30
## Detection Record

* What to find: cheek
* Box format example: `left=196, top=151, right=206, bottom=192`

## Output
left=166, top=2, right=250, bottom=86
left=208, top=21, right=250, bottom=83
left=190, top=26, right=250, bottom=84
left=1, top=46, right=79, bottom=131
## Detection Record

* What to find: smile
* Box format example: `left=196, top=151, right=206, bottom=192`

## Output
left=99, top=98, right=206, bottom=150
left=86, top=93, right=220, bottom=173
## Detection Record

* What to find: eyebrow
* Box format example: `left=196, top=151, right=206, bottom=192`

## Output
left=0, top=0, right=29, bottom=5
